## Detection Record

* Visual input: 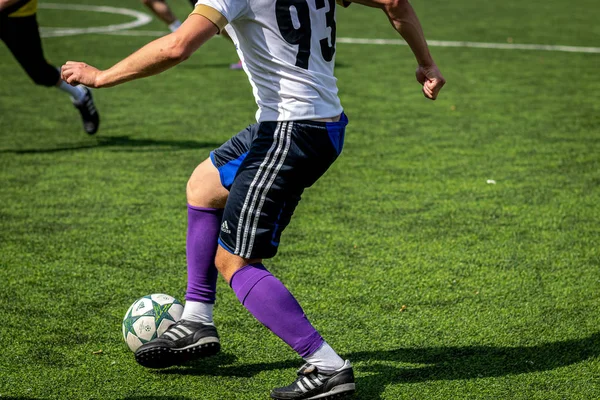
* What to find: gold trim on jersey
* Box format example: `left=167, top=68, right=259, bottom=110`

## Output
left=8, top=0, right=37, bottom=17
left=190, top=5, right=228, bottom=33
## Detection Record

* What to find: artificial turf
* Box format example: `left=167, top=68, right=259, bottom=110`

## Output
left=1, top=0, right=599, bottom=398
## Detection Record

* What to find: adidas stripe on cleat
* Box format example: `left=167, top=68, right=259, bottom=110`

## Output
left=72, top=86, right=100, bottom=135
left=270, top=360, right=355, bottom=400
left=134, top=319, right=220, bottom=369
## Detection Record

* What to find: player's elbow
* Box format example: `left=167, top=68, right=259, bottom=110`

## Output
left=170, top=46, right=192, bottom=62
left=165, top=36, right=193, bottom=62
left=381, top=0, right=409, bottom=14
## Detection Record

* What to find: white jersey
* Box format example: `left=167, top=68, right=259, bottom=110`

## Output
left=193, top=0, right=344, bottom=122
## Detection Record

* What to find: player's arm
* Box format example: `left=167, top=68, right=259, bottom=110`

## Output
left=0, top=0, right=23, bottom=11
left=347, top=0, right=445, bottom=100
left=61, top=14, right=220, bottom=88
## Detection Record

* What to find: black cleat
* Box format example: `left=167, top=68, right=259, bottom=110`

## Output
left=134, top=320, right=220, bottom=369
left=73, top=86, right=99, bottom=135
left=271, top=360, right=355, bottom=400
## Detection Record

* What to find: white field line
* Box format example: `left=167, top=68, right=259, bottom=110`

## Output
left=101, top=29, right=167, bottom=37
left=100, top=30, right=600, bottom=55
left=103, top=30, right=600, bottom=54
left=38, top=3, right=600, bottom=54
left=39, top=3, right=152, bottom=37
left=337, top=37, right=600, bottom=54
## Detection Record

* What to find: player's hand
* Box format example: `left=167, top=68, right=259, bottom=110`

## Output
left=416, top=64, right=446, bottom=100
left=61, top=61, right=103, bottom=88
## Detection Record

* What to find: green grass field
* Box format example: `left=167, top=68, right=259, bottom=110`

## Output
left=1, top=0, right=599, bottom=398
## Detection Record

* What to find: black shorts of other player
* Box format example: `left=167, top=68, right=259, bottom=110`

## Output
left=211, top=113, right=348, bottom=260
left=0, top=12, right=60, bottom=87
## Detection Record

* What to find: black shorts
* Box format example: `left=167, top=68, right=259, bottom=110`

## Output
left=0, top=14, right=59, bottom=87
left=211, top=114, right=348, bottom=259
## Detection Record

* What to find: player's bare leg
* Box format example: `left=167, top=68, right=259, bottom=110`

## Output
left=187, top=158, right=229, bottom=208
left=140, top=0, right=182, bottom=31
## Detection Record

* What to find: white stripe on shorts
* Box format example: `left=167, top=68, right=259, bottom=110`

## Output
left=240, top=121, right=291, bottom=257
left=243, top=121, right=293, bottom=257
left=234, top=122, right=285, bottom=255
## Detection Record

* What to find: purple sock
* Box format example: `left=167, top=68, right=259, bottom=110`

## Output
left=230, top=263, right=324, bottom=357
left=185, top=205, right=222, bottom=304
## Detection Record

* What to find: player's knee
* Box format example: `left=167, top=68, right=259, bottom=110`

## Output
left=186, top=176, right=202, bottom=202
left=214, top=250, right=238, bottom=283
left=32, top=77, right=56, bottom=87
left=214, top=246, right=258, bottom=283
left=186, top=174, right=221, bottom=207
left=186, top=159, right=228, bottom=208
left=28, top=67, right=59, bottom=87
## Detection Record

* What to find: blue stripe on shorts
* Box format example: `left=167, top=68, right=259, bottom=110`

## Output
left=210, top=150, right=248, bottom=191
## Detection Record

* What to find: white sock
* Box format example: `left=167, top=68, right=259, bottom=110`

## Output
left=168, top=20, right=182, bottom=32
left=181, top=300, right=214, bottom=324
left=57, top=80, right=86, bottom=104
left=303, top=342, right=345, bottom=373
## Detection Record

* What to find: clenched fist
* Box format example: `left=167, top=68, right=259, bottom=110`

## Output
left=61, top=61, right=102, bottom=88
left=416, top=64, right=446, bottom=100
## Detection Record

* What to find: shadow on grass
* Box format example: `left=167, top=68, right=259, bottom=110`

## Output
left=349, top=331, right=600, bottom=397
left=0, top=136, right=223, bottom=154
left=0, top=398, right=41, bottom=400
left=157, top=332, right=600, bottom=399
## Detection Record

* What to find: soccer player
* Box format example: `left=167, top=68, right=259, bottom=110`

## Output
left=140, top=0, right=195, bottom=32
left=61, top=0, right=445, bottom=397
left=0, top=0, right=100, bottom=134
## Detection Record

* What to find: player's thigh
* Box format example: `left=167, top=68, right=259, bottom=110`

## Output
left=188, top=124, right=258, bottom=208
left=187, top=158, right=229, bottom=208
left=219, top=117, right=348, bottom=260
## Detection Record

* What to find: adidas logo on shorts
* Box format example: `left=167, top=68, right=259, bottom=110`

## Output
left=221, top=221, right=231, bottom=234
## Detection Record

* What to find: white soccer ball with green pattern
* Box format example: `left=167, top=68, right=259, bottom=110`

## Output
left=122, top=293, right=183, bottom=352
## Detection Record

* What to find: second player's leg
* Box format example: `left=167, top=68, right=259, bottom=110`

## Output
left=0, top=14, right=99, bottom=134
left=1, top=15, right=59, bottom=87
left=140, top=0, right=181, bottom=31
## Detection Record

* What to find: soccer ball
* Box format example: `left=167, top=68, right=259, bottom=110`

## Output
left=122, top=293, right=183, bottom=352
